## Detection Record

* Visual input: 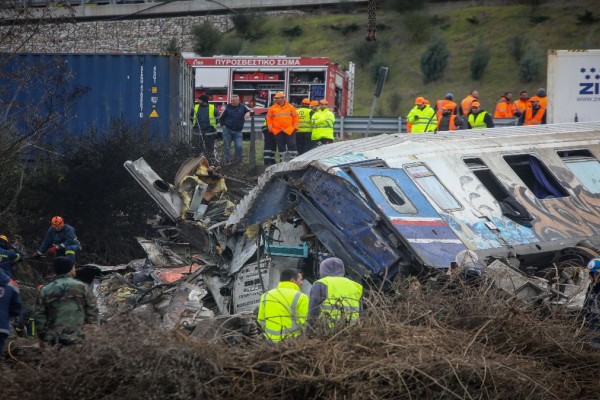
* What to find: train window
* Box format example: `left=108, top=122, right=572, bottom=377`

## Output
left=405, top=164, right=462, bottom=211
left=503, top=154, right=569, bottom=199
left=370, top=175, right=417, bottom=214
left=557, top=149, right=600, bottom=194
left=463, top=157, right=511, bottom=202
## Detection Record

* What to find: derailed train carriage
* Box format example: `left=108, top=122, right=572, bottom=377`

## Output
left=226, top=122, right=600, bottom=290
left=127, top=121, right=600, bottom=317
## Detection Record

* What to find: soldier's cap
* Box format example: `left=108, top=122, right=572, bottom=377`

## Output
left=301, top=98, right=310, bottom=105
left=309, top=100, right=319, bottom=107
left=273, top=92, right=285, bottom=99
left=415, top=96, right=426, bottom=105
left=53, top=256, right=74, bottom=275
left=319, top=99, right=328, bottom=105
left=442, top=103, right=454, bottom=111
left=471, top=101, right=481, bottom=108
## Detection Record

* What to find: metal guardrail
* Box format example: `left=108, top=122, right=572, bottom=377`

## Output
left=243, top=116, right=520, bottom=135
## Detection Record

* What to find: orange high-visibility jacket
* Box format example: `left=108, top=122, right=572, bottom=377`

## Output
left=513, top=99, right=529, bottom=115
left=437, top=114, right=458, bottom=131
left=266, top=102, right=300, bottom=135
left=435, top=99, right=457, bottom=120
left=460, top=95, right=475, bottom=116
left=493, top=97, right=515, bottom=118
left=523, top=107, right=546, bottom=126
left=538, top=96, right=547, bottom=109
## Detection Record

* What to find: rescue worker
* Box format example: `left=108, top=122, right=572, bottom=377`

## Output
left=296, top=98, right=313, bottom=154
left=266, top=92, right=300, bottom=163
left=262, top=118, right=275, bottom=165
left=407, top=97, right=437, bottom=133
left=493, top=92, right=515, bottom=118
left=31, top=216, right=81, bottom=262
left=257, top=269, right=308, bottom=342
left=467, top=101, right=494, bottom=129
left=460, top=90, right=479, bottom=116
left=536, top=88, right=548, bottom=109
left=435, top=92, right=457, bottom=121
left=308, top=257, right=363, bottom=330
left=584, top=257, right=600, bottom=348
left=311, top=99, right=336, bottom=145
left=35, top=257, right=98, bottom=346
left=518, top=96, right=546, bottom=126
left=191, top=94, right=220, bottom=163
left=437, top=103, right=461, bottom=132
left=0, top=267, right=21, bottom=358
left=513, top=91, right=530, bottom=117
left=0, top=235, right=22, bottom=279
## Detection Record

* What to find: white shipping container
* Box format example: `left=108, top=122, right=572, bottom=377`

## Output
left=547, top=49, right=600, bottom=124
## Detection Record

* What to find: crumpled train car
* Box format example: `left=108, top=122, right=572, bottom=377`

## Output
left=226, top=122, right=600, bottom=285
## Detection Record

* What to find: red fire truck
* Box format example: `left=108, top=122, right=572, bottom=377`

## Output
left=182, top=54, right=355, bottom=116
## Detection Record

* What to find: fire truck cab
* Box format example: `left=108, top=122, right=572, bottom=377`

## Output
left=182, top=54, right=354, bottom=116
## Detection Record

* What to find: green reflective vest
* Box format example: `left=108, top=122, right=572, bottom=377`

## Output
left=311, top=108, right=335, bottom=140
left=192, top=103, right=217, bottom=128
left=257, top=281, right=308, bottom=342
left=316, top=276, right=362, bottom=327
left=468, top=111, right=489, bottom=129
left=297, top=107, right=312, bottom=133
left=409, top=105, right=437, bottom=133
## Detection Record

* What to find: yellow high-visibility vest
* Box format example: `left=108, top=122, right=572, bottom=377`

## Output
left=315, top=276, right=362, bottom=327
left=257, top=281, right=308, bottom=342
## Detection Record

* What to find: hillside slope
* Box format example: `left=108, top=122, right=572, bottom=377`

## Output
left=224, top=0, right=600, bottom=116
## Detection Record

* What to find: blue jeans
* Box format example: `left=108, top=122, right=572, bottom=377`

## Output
left=222, top=127, right=243, bottom=163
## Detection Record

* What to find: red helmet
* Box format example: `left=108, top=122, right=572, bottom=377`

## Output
left=51, top=216, right=64, bottom=230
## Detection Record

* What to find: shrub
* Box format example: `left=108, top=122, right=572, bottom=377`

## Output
left=509, top=35, right=524, bottom=62
left=519, top=51, right=543, bottom=83
left=352, top=41, right=379, bottom=68
left=403, top=13, right=431, bottom=43
left=469, top=40, right=491, bottom=81
left=217, top=36, right=244, bottom=55
left=577, top=10, right=600, bottom=25
left=164, top=38, right=179, bottom=53
left=231, top=12, right=258, bottom=36
left=420, top=36, right=449, bottom=84
left=191, top=21, right=221, bottom=56
left=369, top=54, right=389, bottom=85
left=282, top=25, right=303, bottom=37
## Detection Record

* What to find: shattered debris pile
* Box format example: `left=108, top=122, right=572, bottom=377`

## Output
left=3, top=282, right=600, bottom=399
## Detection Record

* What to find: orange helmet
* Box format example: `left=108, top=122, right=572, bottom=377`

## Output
left=51, top=216, right=64, bottom=230
left=301, top=98, right=310, bottom=105
left=309, top=100, right=319, bottom=107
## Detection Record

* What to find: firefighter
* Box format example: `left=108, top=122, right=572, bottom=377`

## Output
left=30, top=216, right=81, bottom=262
left=0, top=235, right=22, bottom=279
left=296, top=98, right=313, bottom=154
left=266, top=92, right=299, bottom=162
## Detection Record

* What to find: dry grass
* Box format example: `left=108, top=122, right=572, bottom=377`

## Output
left=2, top=279, right=599, bottom=399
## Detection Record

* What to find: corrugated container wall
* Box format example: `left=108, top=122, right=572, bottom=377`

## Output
left=0, top=53, right=194, bottom=143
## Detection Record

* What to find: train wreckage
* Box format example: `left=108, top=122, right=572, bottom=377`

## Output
left=116, top=122, right=600, bottom=334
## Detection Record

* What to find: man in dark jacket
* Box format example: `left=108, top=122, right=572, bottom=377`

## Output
left=31, top=216, right=81, bottom=262
left=35, top=257, right=98, bottom=346
left=0, top=268, right=22, bottom=356
left=308, top=257, right=363, bottom=330
left=219, top=94, right=251, bottom=165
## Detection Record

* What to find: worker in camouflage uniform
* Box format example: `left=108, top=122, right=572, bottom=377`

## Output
left=34, top=257, right=98, bottom=346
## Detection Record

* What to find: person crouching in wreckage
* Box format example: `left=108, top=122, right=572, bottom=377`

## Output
left=257, top=269, right=308, bottom=342
left=584, top=257, right=600, bottom=348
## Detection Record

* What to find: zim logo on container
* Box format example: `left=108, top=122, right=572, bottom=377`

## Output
left=578, top=67, right=600, bottom=94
